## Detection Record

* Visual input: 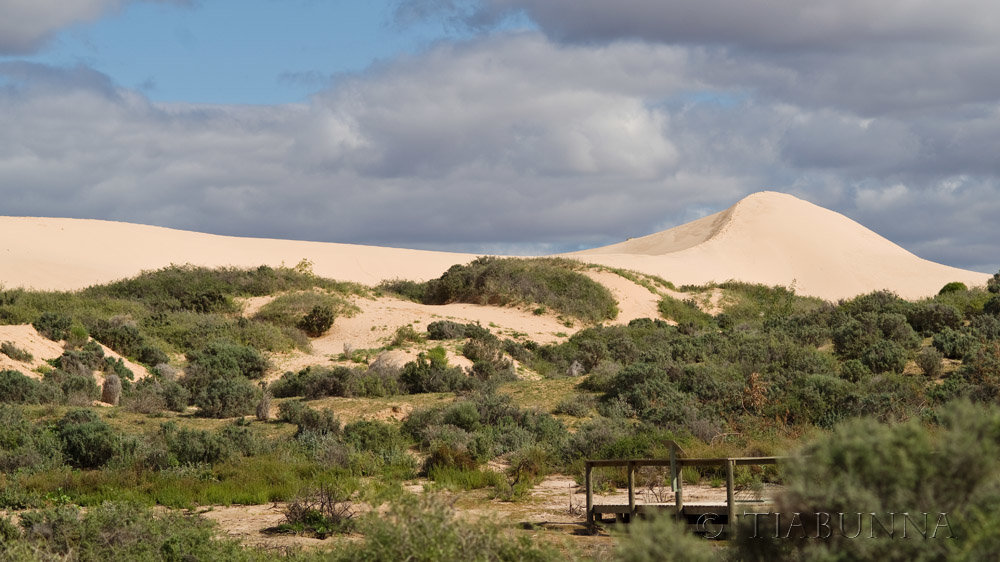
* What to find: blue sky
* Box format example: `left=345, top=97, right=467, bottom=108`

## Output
left=9, top=1, right=489, bottom=105
left=1, top=0, right=998, bottom=273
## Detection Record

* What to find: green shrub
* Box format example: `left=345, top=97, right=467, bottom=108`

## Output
left=298, top=304, right=335, bottom=337
left=938, top=281, right=968, bottom=295
left=839, top=359, right=872, bottom=383
left=400, top=347, right=468, bottom=394
left=328, top=494, right=557, bottom=562
left=388, top=257, right=617, bottom=323
left=553, top=395, right=592, bottom=417
left=740, top=401, right=1000, bottom=561
left=616, top=513, right=714, bottom=562
left=254, top=290, right=353, bottom=331
left=427, top=320, right=470, bottom=340
left=985, top=295, right=1000, bottom=316
left=193, top=377, right=260, bottom=418
left=33, top=311, right=71, bottom=341
left=658, top=296, right=713, bottom=328
left=390, top=325, right=423, bottom=347
left=957, top=343, right=1000, bottom=403
left=343, top=420, right=410, bottom=459
left=1, top=341, right=33, bottom=362
left=161, top=423, right=234, bottom=465
left=0, top=370, right=44, bottom=404
left=916, top=347, right=944, bottom=377
left=0, top=405, right=63, bottom=473
left=279, top=401, right=341, bottom=436
left=907, top=301, right=962, bottom=335
left=11, top=501, right=262, bottom=560
left=56, top=409, right=118, bottom=469
left=932, top=328, right=977, bottom=359
left=861, top=339, right=909, bottom=374
left=43, top=369, right=99, bottom=403
left=281, top=482, right=357, bottom=538
left=185, top=341, right=269, bottom=383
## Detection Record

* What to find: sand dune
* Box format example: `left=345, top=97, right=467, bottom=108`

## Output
left=0, top=191, right=989, bottom=301
left=571, top=191, right=989, bottom=300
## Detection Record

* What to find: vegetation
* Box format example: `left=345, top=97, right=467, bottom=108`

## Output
left=381, top=256, right=618, bottom=323
left=3, top=263, right=1000, bottom=559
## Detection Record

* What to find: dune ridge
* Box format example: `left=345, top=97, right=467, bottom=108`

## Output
left=571, top=191, right=989, bottom=300
left=0, top=191, right=989, bottom=300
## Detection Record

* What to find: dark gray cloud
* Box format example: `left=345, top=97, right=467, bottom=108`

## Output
left=0, top=0, right=190, bottom=55
left=429, top=0, right=998, bottom=50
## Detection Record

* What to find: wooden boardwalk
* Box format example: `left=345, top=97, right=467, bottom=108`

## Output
left=584, top=450, right=785, bottom=536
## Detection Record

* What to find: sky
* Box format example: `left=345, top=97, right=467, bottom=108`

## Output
left=0, top=0, right=998, bottom=273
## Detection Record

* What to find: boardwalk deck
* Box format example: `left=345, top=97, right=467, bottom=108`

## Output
left=583, top=451, right=786, bottom=537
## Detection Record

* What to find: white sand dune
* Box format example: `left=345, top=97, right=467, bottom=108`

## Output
left=0, top=191, right=989, bottom=301
left=570, top=191, right=989, bottom=301
left=0, top=217, right=476, bottom=292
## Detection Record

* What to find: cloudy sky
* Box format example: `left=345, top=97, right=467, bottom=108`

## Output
left=1, top=0, right=998, bottom=272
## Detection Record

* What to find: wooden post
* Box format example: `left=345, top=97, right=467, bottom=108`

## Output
left=725, top=459, right=736, bottom=537
left=671, top=446, right=683, bottom=517
left=627, top=461, right=636, bottom=521
left=585, top=462, right=593, bottom=525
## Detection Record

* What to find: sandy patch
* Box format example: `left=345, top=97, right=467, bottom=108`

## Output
left=269, top=295, right=578, bottom=375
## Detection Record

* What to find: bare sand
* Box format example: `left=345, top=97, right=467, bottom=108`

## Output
left=571, top=191, right=989, bottom=300
left=1, top=192, right=987, bottom=302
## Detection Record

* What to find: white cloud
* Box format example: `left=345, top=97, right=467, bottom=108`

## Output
left=0, top=29, right=998, bottom=272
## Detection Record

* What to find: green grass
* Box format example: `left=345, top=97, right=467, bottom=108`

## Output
left=657, top=295, right=714, bottom=326
left=253, top=290, right=359, bottom=329
left=13, top=450, right=344, bottom=509
left=427, top=465, right=505, bottom=491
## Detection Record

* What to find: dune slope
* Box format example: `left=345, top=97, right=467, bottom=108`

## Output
left=0, top=191, right=989, bottom=301
left=571, top=191, right=989, bottom=300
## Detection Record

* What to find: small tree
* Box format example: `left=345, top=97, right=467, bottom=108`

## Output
left=298, top=304, right=335, bottom=337
left=989, top=270, right=1000, bottom=294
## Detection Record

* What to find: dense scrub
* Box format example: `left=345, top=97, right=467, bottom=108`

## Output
left=3, top=262, right=1000, bottom=560
left=0, top=264, right=365, bottom=365
left=381, top=256, right=618, bottom=323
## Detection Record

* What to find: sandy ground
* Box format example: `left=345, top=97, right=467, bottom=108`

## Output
left=570, top=191, right=989, bottom=300
left=1, top=192, right=988, bottom=301
left=198, top=474, right=770, bottom=552
left=0, top=324, right=151, bottom=384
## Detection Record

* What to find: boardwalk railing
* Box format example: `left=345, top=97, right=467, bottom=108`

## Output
left=584, top=452, right=785, bottom=528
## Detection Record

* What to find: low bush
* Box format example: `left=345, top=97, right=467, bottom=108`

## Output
left=938, top=281, right=968, bottom=295
left=427, top=320, right=470, bottom=340
left=185, top=341, right=269, bottom=383
left=10, top=501, right=262, bottom=560
left=658, top=296, right=713, bottom=328
left=56, top=409, right=118, bottom=469
left=193, top=377, right=260, bottom=418
left=280, top=481, right=357, bottom=538
left=33, top=312, right=71, bottom=341
left=385, top=257, right=617, bottom=324
left=916, top=347, right=944, bottom=377
left=279, top=401, right=341, bottom=436
left=0, top=370, right=45, bottom=404
left=298, top=304, right=335, bottom=337
left=327, top=494, right=558, bottom=561
left=400, top=347, right=468, bottom=393
left=1, top=341, right=33, bottom=362
left=0, top=405, right=63, bottom=473
left=741, top=401, right=1000, bottom=561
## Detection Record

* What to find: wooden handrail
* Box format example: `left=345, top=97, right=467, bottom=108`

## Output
left=584, top=455, right=788, bottom=527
